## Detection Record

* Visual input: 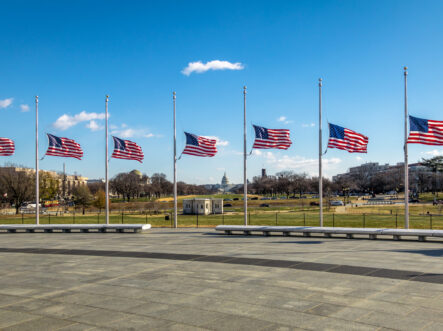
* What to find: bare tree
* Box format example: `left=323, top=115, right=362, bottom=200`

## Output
left=0, top=169, right=35, bottom=214
left=421, top=156, right=443, bottom=196
left=110, top=172, right=142, bottom=201
left=88, top=181, right=105, bottom=195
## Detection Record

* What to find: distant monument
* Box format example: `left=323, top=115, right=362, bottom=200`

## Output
left=221, top=172, right=229, bottom=193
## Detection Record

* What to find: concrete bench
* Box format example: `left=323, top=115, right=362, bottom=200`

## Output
left=0, top=224, right=151, bottom=234
left=215, top=225, right=443, bottom=242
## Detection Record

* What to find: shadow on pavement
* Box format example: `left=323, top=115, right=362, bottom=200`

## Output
left=395, top=249, right=443, bottom=257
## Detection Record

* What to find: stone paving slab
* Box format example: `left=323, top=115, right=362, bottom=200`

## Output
left=0, top=228, right=442, bottom=330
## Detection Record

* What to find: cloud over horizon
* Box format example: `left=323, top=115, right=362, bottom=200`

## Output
left=20, top=104, right=30, bottom=112
left=254, top=150, right=342, bottom=177
left=182, top=60, right=244, bottom=76
left=422, top=150, right=443, bottom=157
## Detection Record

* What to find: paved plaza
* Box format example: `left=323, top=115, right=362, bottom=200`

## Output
left=0, top=229, right=442, bottom=330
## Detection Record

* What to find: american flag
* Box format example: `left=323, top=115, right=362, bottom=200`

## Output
left=0, top=138, right=15, bottom=156
left=252, top=125, right=292, bottom=150
left=45, top=134, right=83, bottom=159
left=111, top=136, right=144, bottom=162
left=407, top=115, right=443, bottom=145
left=328, top=123, right=368, bottom=153
left=182, top=132, right=217, bottom=157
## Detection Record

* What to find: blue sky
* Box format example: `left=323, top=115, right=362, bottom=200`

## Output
left=1, top=0, right=443, bottom=184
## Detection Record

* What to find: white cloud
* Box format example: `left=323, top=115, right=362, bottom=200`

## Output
left=117, top=129, right=136, bottom=138
left=205, top=136, right=229, bottom=146
left=182, top=60, right=244, bottom=76
left=302, top=123, right=315, bottom=128
left=85, top=120, right=102, bottom=131
left=422, top=150, right=443, bottom=157
left=277, top=116, right=292, bottom=124
left=0, top=98, right=13, bottom=109
left=355, top=156, right=363, bottom=161
left=53, top=111, right=106, bottom=130
left=111, top=124, right=157, bottom=139
left=20, top=104, right=30, bottom=112
left=233, top=150, right=243, bottom=155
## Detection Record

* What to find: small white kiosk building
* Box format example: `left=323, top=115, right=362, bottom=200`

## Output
left=182, top=198, right=223, bottom=215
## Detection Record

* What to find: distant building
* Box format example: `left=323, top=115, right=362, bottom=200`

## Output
left=0, top=166, right=88, bottom=197
left=182, top=198, right=223, bottom=215
left=333, top=162, right=432, bottom=183
left=87, top=179, right=105, bottom=184
left=221, top=172, right=229, bottom=192
left=203, top=171, right=238, bottom=193
left=262, top=168, right=267, bottom=178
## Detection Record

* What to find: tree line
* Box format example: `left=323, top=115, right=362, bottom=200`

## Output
left=108, top=170, right=212, bottom=201
left=248, top=156, right=443, bottom=197
left=1, top=156, right=442, bottom=214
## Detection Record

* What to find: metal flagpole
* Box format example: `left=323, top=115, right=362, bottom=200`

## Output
left=404, top=67, right=409, bottom=229
left=243, top=86, right=248, bottom=226
left=173, top=91, right=177, bottom=228
left=105, top=95, right=110, bottom=225
left=318, top=79, right=323, bottom=227
left=35, top=96, right=39, bottom=225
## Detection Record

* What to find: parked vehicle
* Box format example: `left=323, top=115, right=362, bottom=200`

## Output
left=310, top=201, right=319, bottom=206
left=233, top=198, right=239, bottom=201
left=251, top=197, right=258, bottom=200
left=223, top=203, right=233, bottom=207
left=330, top=200, right=344, bottom=206
left=259, top=203, right=270, bottom=207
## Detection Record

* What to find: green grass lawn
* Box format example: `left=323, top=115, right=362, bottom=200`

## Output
left=2, top=210, right=442, bottom=229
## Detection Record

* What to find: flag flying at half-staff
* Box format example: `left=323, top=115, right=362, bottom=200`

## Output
left=45, top=134, right=83, bottom=159
left=327, top=123, right=369, bottom=153
left=182, top=132, right=217, bottom=157
left=111, top=136, right=144, bottom=162
left=252, top=125, right=292, bottom=149
left=0, top=138, right=15, bottom=156
left=407, top=115, right=443, bottom=145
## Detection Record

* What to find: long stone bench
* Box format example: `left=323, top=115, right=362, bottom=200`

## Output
left=215, top=225, right=443, bottom=242
left=0, top=224, right=151, bottom=233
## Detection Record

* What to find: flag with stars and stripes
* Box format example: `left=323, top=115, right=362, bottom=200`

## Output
left=0, top=138, right=15, bottom=156
left=182, top=132, right=217, bottom=157
left=328, top=123, right=368, bottom=153
left=407, top=115, right=443, bottom=145
left=111, top=136, right=144, bottom=162
left=252, top=125, right=292, bottom=150
left=45, top=134, right=83, bottom=159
